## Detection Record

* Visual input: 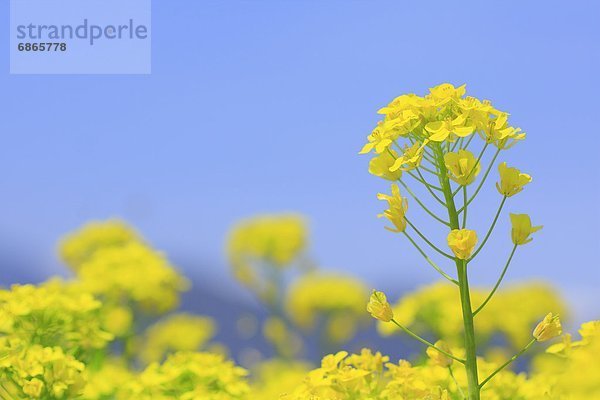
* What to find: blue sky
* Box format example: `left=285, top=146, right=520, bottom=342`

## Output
left=1, top=1, right=599, bottom=323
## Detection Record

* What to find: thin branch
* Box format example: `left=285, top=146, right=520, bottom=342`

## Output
left=479, top=340, right=536, bottom=388
left=473, top=245, right=517, bottom=316
left=405, top=218, right=456, bottom=260
left=468, top=196, right=507, bottom=261
left=407, top=170, right=443, bottom=191
left=397, top=179, right=450, bottom=227
left=391, top=319, right=466, bottom=364
left=461, top=186, right=467, bottom=229
left=461, top=134, right=475, bottom=151
left=449, top=366, right=466, bottom=399
left=403, top=231, right=458, bottom=285
left=458, top=147, right=501, bottom=214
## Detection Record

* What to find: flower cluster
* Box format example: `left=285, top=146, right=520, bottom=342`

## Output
left=59, top=219, right=141, bottom=270
left=285, top=272, right=370, bottom=344
left=0, top=280, right=112, bottom=354
left=279, top=347, right=556, bottom=400
left=0, top=281, right=112, bottom=399
left=227, top=214, right=308, bottom=302
left=119, top=352, right=250, bottom=400
left=140, top=313, right=217, bottom=364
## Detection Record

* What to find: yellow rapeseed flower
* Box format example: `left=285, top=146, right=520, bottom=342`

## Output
left=510, top=213, right=543, bottom=245
left=447, top=229, right=478, bottom=260
left=426, top=340, right=453, bottom=367
left=377, top=184, right=408, bottom=233
left=533, top=313, right=562, bottom=342
left=481, top=113, right=526, bottom=149
left=366, top=290, right=393, bottom=322
left=369, top=149, right=402, bottom=180
left=389, top=140, right=428, bottom=172
left=425, top=113, right=475, bottom=142
left=58, top=219, right=141, bottom=270
left=496, top=162, right=532, bottom=197
left=140, top=313, right=216, bottom=363
left=285, top=272, right=369, bottom=344
left=444, top=149, right=481, bottom=186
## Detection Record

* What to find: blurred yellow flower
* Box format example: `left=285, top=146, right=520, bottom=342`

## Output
left=510, top=213, right=542, bottom=245
left=227, top=214, right=307, bottom=269
left=426, top=340, right=453, bottom=367
left=496, top=162, right=532, bottom=197
left=59, top=219, right=140, bottom=270
left=140, top=313, right=216, bottom=364
left=285, top=272, right=369, bottom=344
left=447, top=229, right=478, bottom=260
left=120, top=352, right=249, bottom=399
left=77, top=242, right=189, bottom=314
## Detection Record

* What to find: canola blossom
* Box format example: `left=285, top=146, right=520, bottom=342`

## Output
left=355, top=82, right=594, bottom=399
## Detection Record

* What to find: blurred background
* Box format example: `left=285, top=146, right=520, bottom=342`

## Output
left=1, top=0, right=598, bottom=364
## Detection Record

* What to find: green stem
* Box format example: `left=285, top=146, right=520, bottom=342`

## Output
left=479, top=339, right=536, bottom=389
left=461, top=134, right=475, bottom=151
left=405, top=218, right=455, bottom=260
left=434, top=143, right=480, bottom=400
left=458, top=148, right=501, bottom=214
left=403, top=231, right=458, bottom=285
left=407, top=169, right=444, bottom=192
left=468, top=196, right=507, bottom=261
left=461, top=186, right=467, bottom=229
left=391, top=319, right=465, bottom=364
left=473, top=245, right=517, bottom=316
left=449, top=366, right=466, bottom=400
left=398, top=179, right=450, bottom=227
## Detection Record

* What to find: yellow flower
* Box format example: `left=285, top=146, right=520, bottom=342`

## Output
left=427, top=83, right=466, bottom=106
left=533, top=313, right=562, bottom=342
left=444, top=149, right=481, bottom=186
left=285, top=272, right=369, bottom=345
left=481, top=113, right=526, bottom=149
left=426, top=340, right=453, bottom=367
left=366, top=290, right=393, bottom=322
left=389, top=140, right=429, bottom=172
left=140, top=313, right=217, bottom=364
left=59, top=219, right=140, bottom=270
left=496, top=162, right=532, bottom=197
left=447, top=229, right=478, bottom=260
left=369, top=149, right=402, bottom=180
left=377, top=184, right=408, bottom=233
left=510, top=214, right=542, bottom=245
left=227, top=214, right=307, bottom=271
left=23, top=378, right=44, bottom=398
left=359, top=122, right=395, bottom=154
left=321, top=351, right=348, bottom=371
left=425, top=113, right=474, bottom=142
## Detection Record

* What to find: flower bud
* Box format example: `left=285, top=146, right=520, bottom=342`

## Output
left=510, top=213, right=542, bottom=245
left=367, top=290, right=394, bottom=322
left=426, top=340, right=453, bottom=367
left=447, top=229, right=478, bottom=260
left=533, top=313, right=562, bottom=342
